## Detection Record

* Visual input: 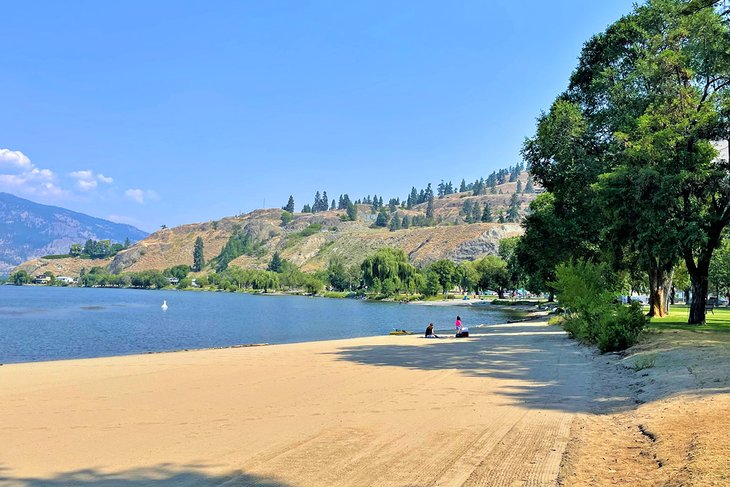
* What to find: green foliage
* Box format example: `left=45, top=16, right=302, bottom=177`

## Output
left=507, top=193, right=520, bottom=222
left=455, top=262, right=478, bottom=292
left=361, top=247, right=418, bottom=296
left=42, top=254, right=72, bottom=259
left=346, top=202, right=358, bottom=221
left=164, top=264, right=191, bottom=280
left=481, top=202, right=493, bottom=223
left=72, top=239, right=125, bottom=259
left=69, top=243, right=82, bottom=256
left=10, top=270, right=30, bottom=285
left=283, top=195, right=295, bottom=213
left=554, top=261, right=648, bottom=352
left=297, top=223, right=322, bottom=237
left=192, top=236, right=204, bottom=272
left=428, top=259, right=456, bottom=294
left=374, top=208, right=389, bottom=227
left=326, top=256, right=350, bottom=291
left=473, top=255, right=509, bottom=298
left=280, top=210, right=294, bottom=225
left=214, top=228, right=264, bottom=271
left=420, top=270, right=441, bottom=296
left=267, top=252, right=284, bottom=273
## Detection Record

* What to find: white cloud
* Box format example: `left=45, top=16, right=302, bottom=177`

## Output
left=124, top=188, right=159, bottom=204
left=0, top=149, right=66, bottom=198
left=0, top=149, right=32, bottom=169
left=69, top=169, right=113, bottom=191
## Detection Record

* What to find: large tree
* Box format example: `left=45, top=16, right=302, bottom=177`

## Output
left=283, top=195, right=295, bottom=213
left=524, top=0, right=730, bottom=323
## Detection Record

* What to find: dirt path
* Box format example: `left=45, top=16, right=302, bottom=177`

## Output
left=0, top=320, right=599, bottom=486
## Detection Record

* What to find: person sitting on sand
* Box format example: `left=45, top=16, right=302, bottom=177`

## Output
left=425, top=323, right=438, bottom=338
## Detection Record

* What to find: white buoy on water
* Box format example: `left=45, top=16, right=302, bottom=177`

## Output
left=161, top=300, right=168, bottom=311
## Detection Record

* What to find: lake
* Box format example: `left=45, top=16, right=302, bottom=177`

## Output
left=0, top=286, right=524, bottom=363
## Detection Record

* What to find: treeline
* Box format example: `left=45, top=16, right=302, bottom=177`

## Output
left=284, top=163, right=536, bottom=216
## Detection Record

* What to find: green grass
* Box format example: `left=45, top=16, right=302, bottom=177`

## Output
left=649, top=304, right=730, bottom=333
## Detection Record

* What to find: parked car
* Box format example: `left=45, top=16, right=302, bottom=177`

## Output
left=707, top=296, right=728, bottom=306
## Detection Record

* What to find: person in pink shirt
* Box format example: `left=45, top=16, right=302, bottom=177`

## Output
left=455, top=316, right=462, bottom=334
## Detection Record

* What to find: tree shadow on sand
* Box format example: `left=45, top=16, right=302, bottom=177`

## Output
left=329, top=321, right=729, bottom=415
left=0, top=463, right=291, bottom=487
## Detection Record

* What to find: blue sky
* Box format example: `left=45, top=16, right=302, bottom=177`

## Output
left=1, top=0, right=635, bottom=232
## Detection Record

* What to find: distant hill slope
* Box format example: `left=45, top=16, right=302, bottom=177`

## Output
left=0, top=192, right=148, bottom=274
left=14, top=173, right=537, bottom=278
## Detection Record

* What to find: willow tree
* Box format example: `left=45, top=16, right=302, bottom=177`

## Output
left=525, top=0, right=730, bottom=323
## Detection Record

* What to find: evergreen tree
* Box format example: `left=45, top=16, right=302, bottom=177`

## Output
left=192, top=236, right=204, bottom=272
left=498, top=211, right=506, bottom=223
left=346, top=202, right=358, bottom=221
left=267, top=251, right=284, bottom=272
left=330, top=199, right=336, bottom=210
left=408, top=187, right=418, bottom=209
left=123, top=237, right=131, bottom=248
left=525, top=178, right=534, bottom=194
left=374, top=208, right=389, bottom=227
left=321, top=191, right=329, bottom=212
left=313, top=191, right=321, bottom=212
left=462, top=199, right=474, bottom=221
left=471, top=202, right=481, bottom=224
left=389, top=213, right=401, bottom=231
left=487, top=172, right=497, bottom=189
left=507, top=193, right=520, bottom=222
left=481, top=202, right=493, bottom=222
left=302, top=204, right=312, bottom=213
left=402, top=215, right=410, bottom=229
left=388, top=198, right=398, bottom=213
left=516, top=180, right=523, bottom=193
left=283, top=195, right=295, bottom=213
left=425, top=194, right=434, bottom=221
left=459, top=179, right=467, bottom=193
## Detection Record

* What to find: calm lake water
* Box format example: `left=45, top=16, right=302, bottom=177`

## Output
left=0, top=286, right=524, bottom=363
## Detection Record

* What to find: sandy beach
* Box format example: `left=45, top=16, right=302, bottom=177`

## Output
left=0, top=320, right=599, bottom=486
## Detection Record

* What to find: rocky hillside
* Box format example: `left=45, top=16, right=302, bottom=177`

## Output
left=15, top=174, right=537, bottom=277
left=0, top=192, right=148, bottom=274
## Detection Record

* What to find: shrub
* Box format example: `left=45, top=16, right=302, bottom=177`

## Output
left=553, top=261, right=647, bottom=352
left=280, top=211, right=294, bottom=225
left=596, top=302, right=648, bottom=353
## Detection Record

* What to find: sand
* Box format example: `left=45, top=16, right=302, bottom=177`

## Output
left=559, top=328, right=730, bottom=486
left=0, top=319, right=594, bottom=486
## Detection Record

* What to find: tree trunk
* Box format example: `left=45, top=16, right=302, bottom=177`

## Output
left=661, top=271, right=673, bottom=315
left=547, top=289, right=555, bottom=302
left=646, top=260, right=674, bottom=317
left=497, top=289, right=505, bottom=299
left=687, top=257, right=710, bottom=325
left=647, top=264, right=671, bottom=318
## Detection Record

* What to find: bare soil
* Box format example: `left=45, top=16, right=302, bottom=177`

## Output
left=559, top=329, right=730, bottom=486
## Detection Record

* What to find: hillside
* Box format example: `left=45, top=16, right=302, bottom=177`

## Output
left=15, top=173, right=537, bottom=277
left=0, top=192, right=148, bottom=274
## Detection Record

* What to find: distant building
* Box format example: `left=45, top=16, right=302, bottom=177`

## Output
left=33, top=275, right=51, bottom=285
left=166, top=277, right=179, bottom=285
left=57, top=276, right=75, bottom=284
